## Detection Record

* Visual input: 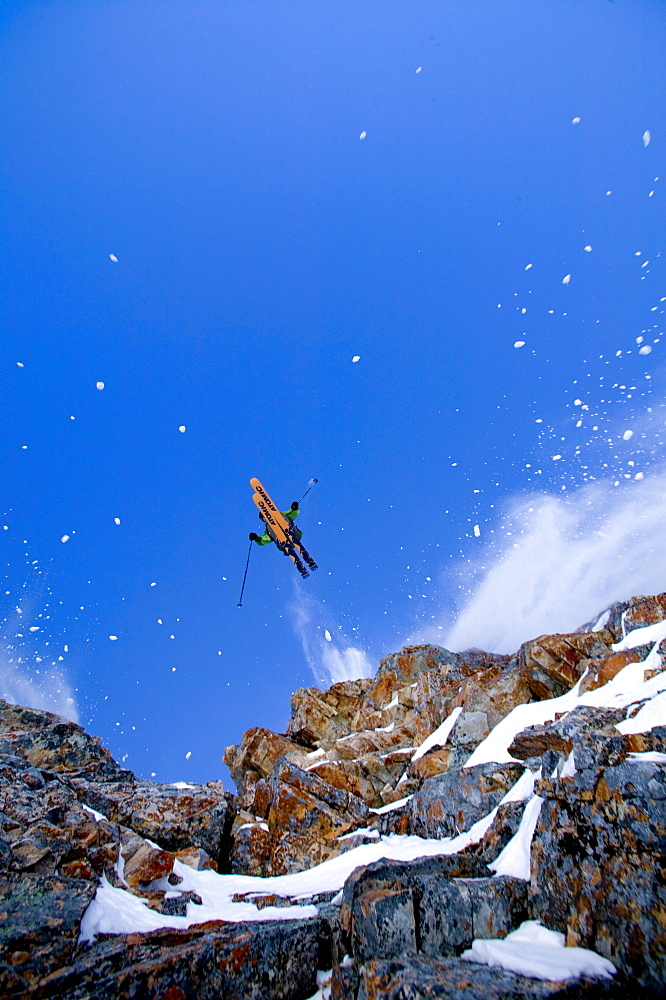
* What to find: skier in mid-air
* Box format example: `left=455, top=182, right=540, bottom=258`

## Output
left=236, top=479, right=318, bottom=604
left=249, top=501, right=302, bottom=547
left=248, top=478, right=318, bottom=578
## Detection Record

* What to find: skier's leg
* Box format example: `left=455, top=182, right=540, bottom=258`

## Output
left=295, top=543, right=317, bottom=571
left=286, top=545, right=309, bottom=578
left=286, top=530, right=317, bottom=570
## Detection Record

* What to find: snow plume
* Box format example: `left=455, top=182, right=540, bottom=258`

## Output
left=0, top=603, right=79, bottom=722
left=423, top=472, right=666, bottom=654
left=291, top=589, right=373, bottom=686
left=0, top=651, right=78, bottom=721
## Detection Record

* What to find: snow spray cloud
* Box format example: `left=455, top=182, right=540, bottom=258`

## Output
left=416, top=471, right=666, bottom=655
left=0, top=651, right=78, bottom=721
left=291, top=588, right=373, bottom=685
left=0, top=598, right=79, bottom=722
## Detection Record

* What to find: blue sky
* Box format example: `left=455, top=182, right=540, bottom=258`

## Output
left=1, top=0, right=664, bottom=784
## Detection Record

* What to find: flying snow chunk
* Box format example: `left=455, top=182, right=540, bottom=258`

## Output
left=352, top=356, right=361, bottom=363
left=359, top=131, right=367, bottom=140
left=571, top=116, right=581, bottom=124
left=639, top=345, right=653, bottom=355
left=562, top=274, right=571, bottom=285
left=60, top=535, right=70, bottom=543
left=109, top=254, right=119, bottom=263
left=643, top=130, right=651, bottom=148
left=584, top=245, right=592, bottom=252
left=109, top=636, right=118, bottom=641
left=514, top=341, right=525, bottom=349
left=623, top=430, right=634, bottom=441
left=178, top=425, right=186, bottom=433
left=96, top=381, right=105, bottom=390
left=324, top=629, right=332, bottom=642
left=16, top=362, right=24, bottom=367
left=473, top=525, right=481, bottom=537
left=525, top=264, right=533, bottom=271
left=552, top=455, right=562, bottom=461
left=185, top=751, right=192, bottom=760
left=114, top=517, right=121, bottom=525
left=415, top=66, right=422, bottom=73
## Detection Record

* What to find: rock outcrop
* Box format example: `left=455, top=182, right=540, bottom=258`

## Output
left=1, top=591, right=666, bottom=996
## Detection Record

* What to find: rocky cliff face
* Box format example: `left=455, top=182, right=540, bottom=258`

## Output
left=1, top=593, right=665, bottom=997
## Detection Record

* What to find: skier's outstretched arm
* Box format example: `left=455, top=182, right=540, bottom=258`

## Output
left=249, top=531, right=273, bottom=545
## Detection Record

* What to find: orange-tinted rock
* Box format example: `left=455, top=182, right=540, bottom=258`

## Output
left=267, top=760, right=370, bottom=875
left=578, top=648, right=644, bottom=693
left=229, top=821, right=273, bottom=876
left=508, top=729, right=572, bottom=761
left=306, top=755, right=400, bottom=808
left=408, top=747, right=451, bottom=781
left=285, top=688, right=345, bottom=744
left=519, top=630, right=614, bottom=698
left=377, top=646, right=458, bottom=685
left=455, top=659, right=531, bottom=729
left=287, top=678, right=378, bottom=745
left=173, top=846, right=217, bottom=871
left=620, top=592, right=666, bottom=635
left=122, top=838, right=175, bottom=889
left=59, top=857, right=97, bottom=879
left=624, top=729, right=666, bottom=754
left=224, top=727, right=310, bottom=793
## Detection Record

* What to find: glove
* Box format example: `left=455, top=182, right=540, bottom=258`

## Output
left=249, top=532, right=258, bottom=541
left=291, top=501, right=299, bottom=510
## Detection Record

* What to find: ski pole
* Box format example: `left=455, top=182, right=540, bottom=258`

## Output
left=298, top=478, right=318, bottom=504
left=237, top=541, right=253, bottom=607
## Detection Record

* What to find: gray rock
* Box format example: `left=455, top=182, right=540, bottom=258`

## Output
left=453, top=711, right=490, bottom=745
left=510, top=706, right=628, bottom=774
left=72, top=777, right=234, bottom=866
left=418, top=877, right=472, bottom=955
left=0, top=701, right=131, bottom=782
left=341, top=851, right=526, bottom=972
left=356, top=955, right=627, bottom=999
left=0, top=874, right=97, bottom=988
left=530, top=762, right=666, bottom=991
left=409, top=762, right=525, bottom=839
left=34, top=917, right=324, bottom=999
left=352, top=887, right=416, bottom=961
left=419, top=876, right=527, bottom=957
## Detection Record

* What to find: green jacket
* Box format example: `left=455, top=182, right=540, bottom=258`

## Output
left=254, top=507, right=300, bottom=545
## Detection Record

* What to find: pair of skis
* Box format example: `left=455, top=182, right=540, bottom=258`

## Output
left=250, top=478, right=318, bottom=579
